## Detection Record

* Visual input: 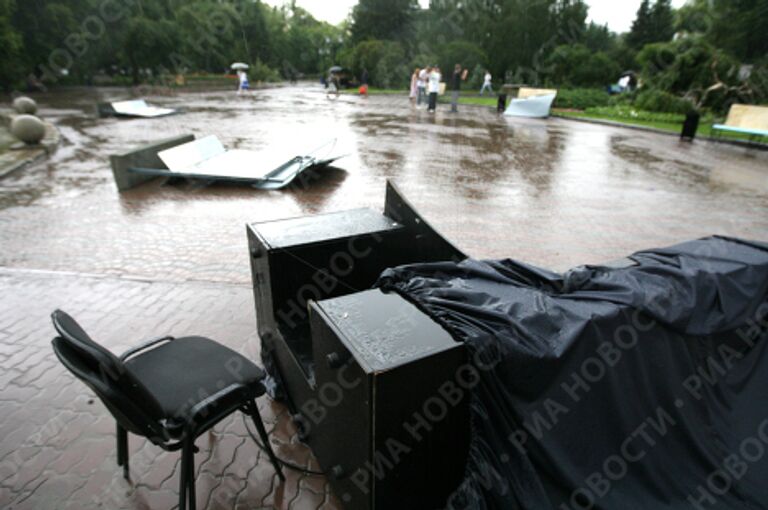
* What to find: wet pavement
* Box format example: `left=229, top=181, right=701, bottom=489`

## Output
left=1, top=83, right=767, bottom=509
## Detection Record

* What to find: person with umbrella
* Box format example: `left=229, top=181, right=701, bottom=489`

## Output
left=327, top=66, right=342, bottom=98
left=232, top=63, right=250, bottom=95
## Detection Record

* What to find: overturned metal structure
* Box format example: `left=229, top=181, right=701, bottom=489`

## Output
left=109, top=135, right=343, bottom=191
left=248, top=182, right=470, bottom=509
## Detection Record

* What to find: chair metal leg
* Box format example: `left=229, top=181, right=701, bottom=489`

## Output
left=116, top=424, right=129, bottom=480
left=179, top=442, right=189, bottom=510
left=187, top=438, right=197, bottom=510
left=248, top=401, right=285, bottom=480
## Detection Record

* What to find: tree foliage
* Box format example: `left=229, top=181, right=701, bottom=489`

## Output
left=0, top=0, right=24, bottom=90
left=0, top=0, right=344, bottom=89
left=0, top=0, right=764, bottom=114
left=627, top=0, right=675, bottom=49
left=708, top=0, right=768, bottom=62
left=350, top=0, right=419, bottom=43
left=544, top=44, right=620, bottom=87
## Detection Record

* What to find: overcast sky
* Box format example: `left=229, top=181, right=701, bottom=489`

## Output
left=262, top=0, right=688, bottom=33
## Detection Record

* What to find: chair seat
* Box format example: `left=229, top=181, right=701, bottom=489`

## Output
left=125, top=336, right=265, bottom=420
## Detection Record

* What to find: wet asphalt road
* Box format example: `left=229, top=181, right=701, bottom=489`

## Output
left=1, top=83, right=767, bottom=284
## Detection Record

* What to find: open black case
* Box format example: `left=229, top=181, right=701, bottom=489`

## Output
left=247, top=181, right=470, bottom=509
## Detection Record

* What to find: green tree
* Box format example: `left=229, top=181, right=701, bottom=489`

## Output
left=675, top=0, right=714, bottom=34
left=650, top=0, right=676, bottom=43
left=486, top=0, right=562, bottom=84
left=282, top=5, right=344, bottom=74
left=584, top=22, right=616, bottom=53
left=0, top=0, right=24, bottom=90
left=553, top=0, right=589, bottom=45
left=627, top=0, right=653, bottom=49
left=437, top=40, right=487, bottom=82
left=351, top=0, right=419, bottom=43
left=709, top=0, right=768, bottom=62
left=11, top=0, right=81, bottom=80
left=123, top=17, right=180, bottom=84
left=544, top=44, right=620, bottom=87
left=342, top=39, right=408, bottom=87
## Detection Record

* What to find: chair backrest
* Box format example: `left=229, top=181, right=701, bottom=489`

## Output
left=725, top=104, right=768, bottom=130
left=51, top=310, right=169, bottom=443
left=518, top=87, right=558, bottom=99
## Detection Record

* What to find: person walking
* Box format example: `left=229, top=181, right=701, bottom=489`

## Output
left=409, top=68, right=419, bottom=104
left=480, top=70, right=493, bottom=95
left=327, top=71, right=340, bottom=98
left=417, top=67, right=428, bottom=105
left=427, top=66, right=441, bottom=113
left=449, top=64, right=468, bottom=113
left=237, top=69, right=250, bottom=95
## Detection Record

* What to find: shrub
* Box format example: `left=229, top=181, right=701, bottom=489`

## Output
left=635, top=89, right=695, bottom=114
left=249, top=59, right=281, bottom=83
left=468, top=64, right=486, bottom=90
left=554, top=88, right=611, bottom=110
left=544, top=44, right=621, bottom=88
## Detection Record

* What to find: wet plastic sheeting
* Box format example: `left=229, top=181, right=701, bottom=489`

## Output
left=377, top=236, right=768, bottom=509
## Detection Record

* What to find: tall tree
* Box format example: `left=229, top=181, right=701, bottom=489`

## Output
left=627, top=0, right=653, bottom=48
left=675, top=0, right=713, bottom=34
left=0, top=0, right=23, bottom=90
left=583, top=22, right=617, bottom=53
left=650, top=0, right=676, bottom=43
left=554, top=0, right=589, bottom=45
left=709, top=0, right=768, bottom=62
left=350, top=0, right=419, bottom=43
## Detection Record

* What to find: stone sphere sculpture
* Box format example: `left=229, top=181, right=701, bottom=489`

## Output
left=12, top=96, right=38, bottom=115
left=11, top=115, right=46, bottom=145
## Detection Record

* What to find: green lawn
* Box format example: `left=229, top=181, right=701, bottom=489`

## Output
left=554, top=110, right=683, bottom=132
left=554, top=109, right=766, bottom=144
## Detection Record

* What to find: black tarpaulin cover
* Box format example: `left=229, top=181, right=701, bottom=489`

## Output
left=377, top=236, right=768, bottom=510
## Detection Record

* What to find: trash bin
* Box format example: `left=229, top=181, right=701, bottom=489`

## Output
left=681, top=111, right=700, bottom=141
left=497, top=94, right=507, bottom=113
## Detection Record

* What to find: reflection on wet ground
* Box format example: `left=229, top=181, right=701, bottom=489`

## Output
left=1, top=83, right=766, bottom=282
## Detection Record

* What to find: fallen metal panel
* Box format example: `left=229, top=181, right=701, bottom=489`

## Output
left=129, top=157, right=340, bottom=189
left=130, top=136, right=344, bottom=190
left=99, top=99, right=178, bottom=118
left=157, top=135, right=227, bottom=172
left=110, top=134, right=195, bottom=191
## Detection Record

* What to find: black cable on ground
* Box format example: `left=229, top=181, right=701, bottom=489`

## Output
left=241, top=413, right=325, bottom=476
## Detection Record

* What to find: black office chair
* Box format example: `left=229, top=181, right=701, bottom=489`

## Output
left=50, top=310, right=284, bottom=510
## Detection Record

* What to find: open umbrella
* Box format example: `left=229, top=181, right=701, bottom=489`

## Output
left=328, top=66, right=343, bottom=74
left=231, top=63, right=249, bottom=71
